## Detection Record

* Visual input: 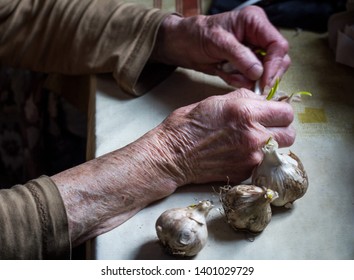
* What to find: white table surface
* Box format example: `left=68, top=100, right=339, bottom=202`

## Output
left=88, top=30, right=354, bottom=260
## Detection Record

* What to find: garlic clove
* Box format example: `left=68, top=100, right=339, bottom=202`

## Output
left=252, top=138, right=308, bottom=208
left=220, top=185, right=278, bottom=233
left=155, top=200, right=213, bottom=257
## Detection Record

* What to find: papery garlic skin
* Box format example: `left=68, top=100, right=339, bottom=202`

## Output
left=220, top=185, right=278, bottom=233
left=252, top=138, right=308, bottom=208
left=155, top=200, right=213, bottom=257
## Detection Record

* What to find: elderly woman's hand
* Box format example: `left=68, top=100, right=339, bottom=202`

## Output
left=143, top=88, right=295, bottom=187
left=54, top=88, right=294, bottom=246
left=152, top=6, right=290, bottom=91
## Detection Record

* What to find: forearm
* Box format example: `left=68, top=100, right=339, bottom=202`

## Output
left=0, top=89, right=294, bottom=257
left=51, top=127, right=185, bottom=246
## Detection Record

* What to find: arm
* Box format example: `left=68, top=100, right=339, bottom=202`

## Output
left=0, top=0, right=173, bottom=95
left=0, top=1, right=294, bottom=258
left=52, top=89, right=295, bottom=247
left=0, top=89, right=294, bottom=258
left=0, top=0, right=173, bottom=259
left=1, top=1, right=289, bottom=94
left=1, top=1, right=290, bottom=95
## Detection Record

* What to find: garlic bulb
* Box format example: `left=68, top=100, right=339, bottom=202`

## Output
left=252, top=138, right=308, bottom=208
left=155, top=200, right=213, bottom=257
left=220, top=185, right=278, bottom=233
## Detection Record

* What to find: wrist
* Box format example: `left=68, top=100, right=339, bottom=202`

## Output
left=131, top=125, right=193, bottom=190
left=150, top=14, right=183, bottom=64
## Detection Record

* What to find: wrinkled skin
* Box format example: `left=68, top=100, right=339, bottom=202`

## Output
left=54, top=88, right=295, bottom=246
left=53, top=7, right=294, bottom=247
left=1, top=1, right=294, bottom=257
left=152, top=6, right=290, bottom=90
left=154, top=89, right=295, bottom=187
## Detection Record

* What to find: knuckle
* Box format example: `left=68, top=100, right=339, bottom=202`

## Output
left=286, top=126, right=297, bottom=145
left=283, top=103, right=295, bottom=123
left=284, top=52, right=291, bottom=62
left=240, top=129, right=266, bottom=152
left=276, top=125, right=296, bottom=147
left=232, top=102, right=254, bottom=124
left=287, top=106, right=295, bottom=123
left=279, top=39, right=290, bottom=53
left=242, top=5, right=265, bottom=16
left=283, top=54, right=291, bottom=68
left=248, top=150, right=263, bottom=167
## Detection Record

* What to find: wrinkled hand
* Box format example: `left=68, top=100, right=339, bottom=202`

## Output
left=53, top=89, right=294, bottom=245
left=152, top=6, right=290, bottom=90
left=148, top=89, right=295, bottom=186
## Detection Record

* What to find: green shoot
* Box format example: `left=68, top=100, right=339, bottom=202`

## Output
left=255, top=49, right=267, bottom=57
left=265, top=136, right=273, bottom=145
left=266, top=189, right=275, bottom=200
left=286, top=91, right=312, bottom=102
left=266, top=78, right=280, bottom=100
left=295, top=91, right=312, bottom=96
left=266, top=78, right=312, bottom=102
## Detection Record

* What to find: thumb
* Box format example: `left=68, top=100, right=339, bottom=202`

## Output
left=219, top=33, right=263, bottom=80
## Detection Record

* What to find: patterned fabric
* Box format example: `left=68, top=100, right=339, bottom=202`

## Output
left=0, top=67, right=87, bottom=188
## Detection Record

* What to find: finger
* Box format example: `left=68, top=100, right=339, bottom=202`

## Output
left=241, top=9, right=290, bottom=88
left=261, top=54, right=291, bottom=89
left=255, top=100, right=294, bottom=127
left=271, top=54, right=291, bottom=85
left=218, top=31, right=264, bottom=81
left=178, top=87, right=264, bottom=117
left=223, top=88, right=265, bottom=100
left=238, top=6, right=289, bottom=61
left=267, top=125, right=296, bottom=148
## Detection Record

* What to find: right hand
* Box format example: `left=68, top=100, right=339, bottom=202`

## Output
left=146, top=88, right=295, bottom=187
left=52, top=88, right=295, bottom=246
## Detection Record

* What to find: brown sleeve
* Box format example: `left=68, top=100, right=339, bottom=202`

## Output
left=0, top=0, right=175, bottom=96
left=0, top=176, right=70, bottom=259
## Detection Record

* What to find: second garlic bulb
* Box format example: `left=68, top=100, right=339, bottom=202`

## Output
left=220, top=185, right=278, bottom=233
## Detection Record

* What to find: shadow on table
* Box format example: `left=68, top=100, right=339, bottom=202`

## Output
left=97, top=70, right=234, bottom=112
left=134, top=240, right=197, bottom=260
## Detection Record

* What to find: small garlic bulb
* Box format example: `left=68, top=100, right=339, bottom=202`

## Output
left=220, top=185, right=278, bottom=233
left=155, top=200, right=213, bottom=257
left=252, top=138, right=308, bottom=208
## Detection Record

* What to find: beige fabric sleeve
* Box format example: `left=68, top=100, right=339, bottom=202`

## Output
left=0, top=176, right=70, bottom=259
left=0, top=0, right=175, bottom=95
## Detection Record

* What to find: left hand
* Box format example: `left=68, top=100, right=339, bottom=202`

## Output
left=152, top=5, right=290, bottom=91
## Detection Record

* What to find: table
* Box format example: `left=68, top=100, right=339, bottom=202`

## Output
left=87, top=30, right=354, bottom=259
